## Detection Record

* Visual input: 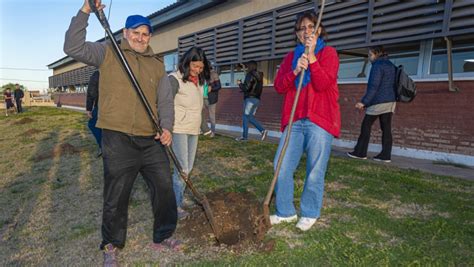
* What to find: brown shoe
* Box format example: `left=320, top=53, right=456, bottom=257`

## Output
left=103, top=244, right=120, bottom=267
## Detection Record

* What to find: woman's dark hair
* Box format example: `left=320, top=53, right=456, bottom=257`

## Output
left=178, top=46, right=210, bottom=85
left=246, top=60, right=258, bottom=72
left=369, top=46, right=388, bottom=59
left=294, top=11, right=328, bottom=43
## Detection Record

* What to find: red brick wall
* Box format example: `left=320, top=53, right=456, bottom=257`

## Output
left=216, top=81, right=474, bottom=156
left=54, top=93, right=86, bottom=107
left=338, top=81, right=474, bottom=156
left=54, top=80, right=474, bottom=156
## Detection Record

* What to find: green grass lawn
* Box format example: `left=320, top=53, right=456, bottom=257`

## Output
left=1, top=107, right=473, bottom=266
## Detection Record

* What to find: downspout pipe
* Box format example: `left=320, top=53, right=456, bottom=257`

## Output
left=445, top=37, right=459, bottom=92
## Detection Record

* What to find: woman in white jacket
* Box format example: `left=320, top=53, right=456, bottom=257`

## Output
left=168, top=47, right=210, bottom=219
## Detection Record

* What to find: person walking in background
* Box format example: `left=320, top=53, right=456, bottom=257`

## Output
left=86, top=70, right=102, bottom=157
left=4, top=88, right=15, bottom=116
left=271, top=11, right=340, bottom=231
left=200, top=66, right=221, bottom=137
left=236, top=60, right=268, bottom=141
left=64, top=0, right=180, bottom=265
left=13, top=84, right=24, bottom=113
left=168, top=47, right=210, bottom=219
left=200, top=80, right=212, bottom=136
left=347, top=46, right=397, bottom=163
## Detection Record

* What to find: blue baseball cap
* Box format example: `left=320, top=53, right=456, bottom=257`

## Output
left=125, top=15, right=152, bottom=33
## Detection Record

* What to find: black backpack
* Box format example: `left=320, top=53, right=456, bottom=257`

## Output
left=394, top=65, right=416, bottom=103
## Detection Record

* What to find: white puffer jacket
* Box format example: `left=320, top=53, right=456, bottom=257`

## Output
left=169, top=71, right=203, bottom=135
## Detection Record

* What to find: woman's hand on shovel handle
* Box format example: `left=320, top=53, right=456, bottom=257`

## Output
left=293, top=54, right=309, bottom=76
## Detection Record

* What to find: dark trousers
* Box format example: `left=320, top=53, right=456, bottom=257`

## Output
left=15, top=99, right=22, bottom=113
left=100, top=129, right=177, bottom=249
left=353, top=112, right=393, bottom=159
left=87, top=107, right=102, bottom=148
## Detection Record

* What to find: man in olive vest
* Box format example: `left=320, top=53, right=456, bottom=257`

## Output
left=64, top=1, right=179, bottom=266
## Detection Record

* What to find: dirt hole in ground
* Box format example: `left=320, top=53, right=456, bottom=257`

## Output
left=35, top=143, right=80, bottom=161
left=12, top=118, right=35, bottom=125
left=179, top=190, right=274, bottom=252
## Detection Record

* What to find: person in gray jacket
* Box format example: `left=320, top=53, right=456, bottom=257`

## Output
left=64, top=1, right=181, bottom=266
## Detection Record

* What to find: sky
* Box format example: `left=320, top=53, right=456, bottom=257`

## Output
left=0, top=0, right=176, bottom=92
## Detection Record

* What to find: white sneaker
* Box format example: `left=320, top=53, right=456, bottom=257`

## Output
left=296, top=217, right=317, bottom=231
left=261, top=130, right=268, bottom=141
left=269, top=214, right=297, bottom=225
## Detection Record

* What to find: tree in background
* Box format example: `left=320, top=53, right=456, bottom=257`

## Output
left=1, top=83, right=26, bottom=92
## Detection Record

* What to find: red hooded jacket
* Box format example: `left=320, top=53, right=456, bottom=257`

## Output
left=274, top=46, right=341, bottom=138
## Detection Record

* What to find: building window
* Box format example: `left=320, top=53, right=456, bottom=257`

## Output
left=218, top=64, right=246, bottom=87
left=338, top=42, right=421, bottom=81
left=338, top=49, right=368, bottom=79
left=430, top=35, right=474, bottom=74
left=266, top=59, right=281, bottom=85
left=233, top=64, right=246, bottom=85
left=219, top=65, right=232, bottom=87
left=385, top=42, right=420, bottom=76
left=163, top=52, right=178, bottom=73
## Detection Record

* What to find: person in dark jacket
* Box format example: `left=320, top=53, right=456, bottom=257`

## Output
left=236, top=60, right=268, bottom=141
left=347, top=46, right=397, bottom=162
left=200, top=67, right=221, bottom=137
left=13, top=84, right=24, bottom=113
left=86, top=70, right=102, bottom=156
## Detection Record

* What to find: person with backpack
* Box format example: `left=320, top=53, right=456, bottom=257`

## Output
left=347, top=46, right=397, bottom=163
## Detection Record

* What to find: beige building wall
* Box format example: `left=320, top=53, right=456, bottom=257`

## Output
left=150, top=0, right=296, bottom=54
left=53, top=62, right=87, bottom=75
left=52, top=0, right=295, bottom=74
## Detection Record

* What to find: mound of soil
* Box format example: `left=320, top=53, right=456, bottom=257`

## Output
left=12, top=118, right=35, bottom=125
left=179, top=190, right=273, bottom=251
left=23, top=129, right=43, bottom=135
left=35, top=143, right=80, bottom=161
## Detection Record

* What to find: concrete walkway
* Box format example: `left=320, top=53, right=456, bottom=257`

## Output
left=215, top=129, right=474, bottom=181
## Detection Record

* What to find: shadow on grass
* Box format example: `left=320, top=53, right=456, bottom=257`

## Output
left=1, top=130, right=59, bottom=265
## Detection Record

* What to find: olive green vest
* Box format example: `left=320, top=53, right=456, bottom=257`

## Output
left=97, top=41, right=165, bottom=136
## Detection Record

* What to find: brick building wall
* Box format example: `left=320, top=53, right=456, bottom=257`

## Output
left=215, top=81, right=474, bottom=157
left=54, top=81, right=474, bottom=157
left=55, top=93, right=86, bottom=107
left=339, top=81, right=474, bottom=157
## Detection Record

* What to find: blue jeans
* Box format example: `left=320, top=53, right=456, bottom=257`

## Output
left=273, top=119, right=333, bottom=218
left=87, top=107, right=102, bottom=148
left=171, top=133, right=199, bottom=208
left=242, top=97, right=265, bottom=139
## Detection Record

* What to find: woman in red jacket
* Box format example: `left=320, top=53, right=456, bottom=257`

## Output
left=270, top=11, right=341, bottom=231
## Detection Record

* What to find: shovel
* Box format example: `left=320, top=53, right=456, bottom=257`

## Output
left=256, top=0, right=327, bottom=239
left=88, top=0, right=220, bottom=242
